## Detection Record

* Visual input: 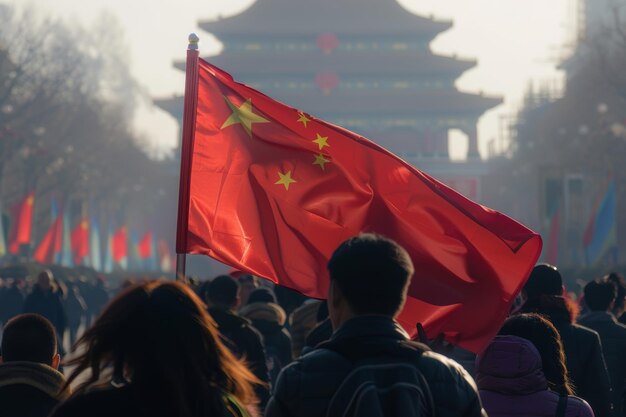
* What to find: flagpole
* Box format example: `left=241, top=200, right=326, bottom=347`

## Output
left=175, top=33, right=200, bottom=281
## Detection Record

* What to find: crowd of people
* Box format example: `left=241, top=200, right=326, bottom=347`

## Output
left=0, top=233, right=625, bottom=417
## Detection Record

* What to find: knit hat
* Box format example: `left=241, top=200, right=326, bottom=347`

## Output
left=524, top=264, right=563, bottom=298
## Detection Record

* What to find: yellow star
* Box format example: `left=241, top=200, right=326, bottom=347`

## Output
left=221, top=96, right=269, bottom=137
left=297, top=113, right=311, bottom=128
left=275, top=171, right=297, bottom=191
left=313, top=154, right=330, bottom=170
left=312, top=133, right=330, bottom=150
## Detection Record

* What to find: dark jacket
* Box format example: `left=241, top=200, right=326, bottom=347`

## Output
left=23, top=287, right=67, bottom=334
left=239, top=301, right=293, bottom=381
left=49, top=384, right=253, bottom=417
left=208, top=306, right=270, bottom=404
left=579, top=311, right=626, bottom=417
left=477, top=335, right=594, bottom=417
left=0, top=361, right=70, bottom=417
left=0, top=285, right=24, bottom=324
left=520, top=296, right=612, bottom=417
left=265, top=316, right=487, bottom=417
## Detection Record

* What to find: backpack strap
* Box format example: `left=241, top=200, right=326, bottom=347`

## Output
left=555, top=395, right=568, bottom=417
left=320, top=338, right=436, bottom=417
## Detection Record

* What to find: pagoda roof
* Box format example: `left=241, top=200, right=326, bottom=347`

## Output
left=154, top=90, right=501, bottom=120
left=174, top=52, right=475, bottom=77
left=199, top=0, right=452, bottom=38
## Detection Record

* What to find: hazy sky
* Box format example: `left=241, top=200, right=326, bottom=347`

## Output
left=6, top=0, right=574, bottom=159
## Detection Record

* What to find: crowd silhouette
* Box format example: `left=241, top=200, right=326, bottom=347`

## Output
left=0, top=233, right=624, bottom=417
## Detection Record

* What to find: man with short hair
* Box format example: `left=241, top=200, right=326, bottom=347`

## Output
left=23, top=271, right=67, bottom=343
left=579, top=279, right=626, bottom=417
left=206, top=275, right=270, bottom=404
left=266, top=233, right=486, bottom=417
left=0, top=313, right=70, bottom=417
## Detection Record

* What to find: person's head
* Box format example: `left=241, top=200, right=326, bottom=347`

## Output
left=36, top=270, right=53, bottom=292
left=234, top=273, right=260, bottom=306
left=64, top=280, right=259, bottom=417
left=499, top=313, right=573, bottom=396
left=0, top=314, right=60, bottom=369
left=524, top=264, right=563, bottom=299
left=327, top=233, right=413, bottom=328
left=584, top=279, right=617, bottom=312
left=247, top=288, right=276, bottom=305
left=606, top=272, right=626, bottom=316
left=208, top=275, right=240, bottom=310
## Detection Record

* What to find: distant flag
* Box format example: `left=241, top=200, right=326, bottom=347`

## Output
left=583, top=180, right=618, bottom=266
left=60, top=208, right=74, bottom=267
left=8, top=191, right=35, bottom=254
left=158, top=238, right=173, bottom=273
left=103, top=221, right=114, bottom=273
left=70, top=217, right=90, bottom=265
left=138, top=231, right=155, bottom=270
left=33, top=201, right=63, bottom=264
left=128, top=229, right=141, bottom=270
left=0, top=201, right=7, bottom=257
left=90, top=215, right=102, bottom=271
left=51, top=201, right=63, bottom=263
left=112, top=226, right=128, bottom=270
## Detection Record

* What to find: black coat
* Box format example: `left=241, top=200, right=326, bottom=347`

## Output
left=0, top=286, right=24, bottom=324
left=265, top=316, right=487, bottom=417
left=208, top=307, right=270, bottom=404
left=23, top=287, right=67, bottom=334
left=579, top=311, right=626, bottom=417
left=520, top=296, right=612, bottom=417
left=0, top=361, right=69, bottom=417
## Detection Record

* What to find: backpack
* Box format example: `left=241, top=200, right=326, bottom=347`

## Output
left=319, top=338, right=435, bottom=417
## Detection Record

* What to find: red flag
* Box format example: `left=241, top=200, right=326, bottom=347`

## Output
left=157, top=239, right=173, bottom=272
left=138, top=231, right=153, bottom=259
left=70, top=217, right=90, bottom=264
left=112, top=226, right=128, bottom=262
left=9, top=191, right=35, bottom=254
left=34, top=213, right=62, bottom=264
left=178, top=58, right=542, bottom=352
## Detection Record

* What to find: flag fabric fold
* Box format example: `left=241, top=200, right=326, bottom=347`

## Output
left=9, top=191, right=35, bottom=254
left=179, top=58, right=543, bottom=352
left=583, top=180, right=617, bottom=266
left=70, top=217, right=90, bottom=265
left=34, top=202, right=63, bottom=264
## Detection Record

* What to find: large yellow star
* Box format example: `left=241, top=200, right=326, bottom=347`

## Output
left=221, top=96, right=269, bottom=137
left=275, top=171, right=296, bottom=191
left=313, top=154, right=330, bottom=170
left=312, top=133, right=330, bottom=150
left=297, top=113, right=311, bottom=128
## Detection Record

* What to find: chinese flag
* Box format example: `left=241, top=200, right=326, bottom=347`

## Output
left=34, top=209, right=63, bottom=264
left=112, top=226, right=128, bottom=262
left=70, top=217, right=90, bottom=264
left=9, top=191, right=35, bottom=254
left=180, top=59, right=542, bottom=352
left=138, top=231, right=153, bottom=259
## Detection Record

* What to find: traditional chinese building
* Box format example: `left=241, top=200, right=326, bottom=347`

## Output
left=156, top=0, right=501, bottom=199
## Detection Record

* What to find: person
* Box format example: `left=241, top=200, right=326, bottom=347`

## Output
left=49, top=280, right=259, bottom=417
left=239, top=288, right=293, bottom=383
left=207, top=275, right=270, bottom=404
left=477, top=313, right=594, bottom=417
left=230, top=271, right=260, bottom=307
left=0, top=278, right=24, bottom=326
left=83, top=277, right=109, bottom=326
left=606, top=273, right=626, bottom=324
left=64, top=283, right=87, bottom=347
left=23, top=271, right=67, bottom=352
left=266, top=233, right=486, bottom=417
left=288, top=299, right=323, bottom=357
left=579, top=279, right=626, bottom=417
left=519, top=264, right=611, bottom=417
left=0, top=313, right=70, bottom=417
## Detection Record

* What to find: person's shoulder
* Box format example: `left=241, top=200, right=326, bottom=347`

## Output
left=570, top=322, right=601, bottom=340
left=419, top=350, right=476, bottom=386
left=51, top=386, right=132, bottom=417
left=566, top=394, right=594, bottom=417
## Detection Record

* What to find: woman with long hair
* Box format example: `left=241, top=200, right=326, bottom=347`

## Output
left=50, top=280, right=260, bottom=417
left=476, top=314, right=593, bottom=417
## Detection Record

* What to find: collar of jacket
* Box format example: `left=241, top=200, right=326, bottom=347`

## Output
left=579, top=310, right=617, bottom=324
left=0, top=361, right=71, bottom=400
left=330, top=315, right=409, bottom=342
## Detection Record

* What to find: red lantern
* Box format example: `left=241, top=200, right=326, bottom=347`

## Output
left=317, top=33, right=338, bottom=54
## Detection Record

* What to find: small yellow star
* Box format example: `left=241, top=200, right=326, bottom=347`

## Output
left=312, top=133, right=330, bottom=150
left=275, top=171, right=297, bottom=191
left=313, top=154, right=330, bottom=170
left=221, top=96, right=269, bottom=137
left=297, top=113, right=311, bottom=128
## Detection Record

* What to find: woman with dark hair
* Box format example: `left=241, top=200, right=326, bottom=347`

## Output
left=476, top=314, right=593, bottom=417
left=50, top=280, right=260, bottom=417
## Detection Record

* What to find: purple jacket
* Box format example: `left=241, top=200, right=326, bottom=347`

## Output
left=476, top=335, right=594, bottom=417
